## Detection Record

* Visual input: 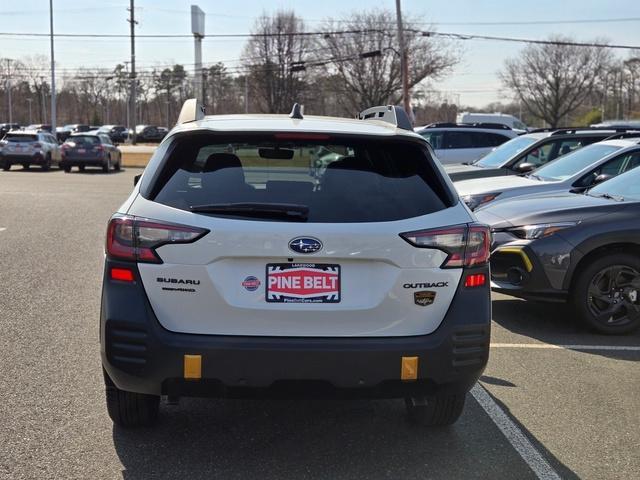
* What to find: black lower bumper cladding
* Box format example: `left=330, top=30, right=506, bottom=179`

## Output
left=101, top=260, right=491, bottom=398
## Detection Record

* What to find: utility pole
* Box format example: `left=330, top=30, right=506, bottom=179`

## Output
left=27, top=99, right=33, bottom=124
left=395, top=0, right=412, bottom=124
left=5, top=59, right=12, bottom=124
left=128, top=0, right=138, bottom=144
left=244, top=75, right=249, bottom=113
left=191, top=5, right=205, bottom=106
left=49, top=0, right=56, bottom=133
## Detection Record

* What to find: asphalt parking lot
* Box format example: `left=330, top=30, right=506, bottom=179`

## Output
left=0, top=168, right=638, bottom=480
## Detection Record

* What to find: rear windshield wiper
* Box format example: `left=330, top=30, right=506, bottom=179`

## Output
left=189, top=202, right=309, bottom=221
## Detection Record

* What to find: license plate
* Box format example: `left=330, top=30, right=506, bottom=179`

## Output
left=78, top=148, right=86, bottom=153
left=266, top=263, right=340, bottom=303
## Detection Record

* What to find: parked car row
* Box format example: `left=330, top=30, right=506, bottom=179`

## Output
left=442, top=127, right=640, bottom=334
left=0, top=122, right=168, bottom=144
left=0, top=130, right=122, bottom=173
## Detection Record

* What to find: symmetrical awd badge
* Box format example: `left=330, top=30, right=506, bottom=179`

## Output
left=414, top=291, right=436, bottom=307
left=289, top=237, right=323, bottom=254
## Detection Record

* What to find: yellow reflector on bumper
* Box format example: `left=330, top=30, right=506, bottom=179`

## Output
left=401, top=356, right=419, bottom=381
left=184, top=354, right=202, bottom=380
left=497, top=247, right=533, bottom=272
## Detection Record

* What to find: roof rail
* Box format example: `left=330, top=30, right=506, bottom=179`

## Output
left=602, top=131, right=640, bottom=141
left=549, top=126, right=640, bottom=136
left=421, top=122, right=512, bottom=130
left=176, top=98, right=205, bottom=125
left=357, top=105, right=413, bottom=131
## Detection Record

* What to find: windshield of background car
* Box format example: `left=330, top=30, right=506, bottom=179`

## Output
left=534, top=144, right=622, bottom=181
left=150, top=136, right=452, bottom=223
left=66, top=135, right=100, bottom=145
left=474, top=136, right=537, bottom=167
left=589, top=165, right=640, bottom=201
left=5, top=134, right=37, bottom=143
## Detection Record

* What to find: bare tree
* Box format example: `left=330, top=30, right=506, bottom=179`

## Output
left=317, top=10, right=459, bottom=114
left=242, top=11, right=311, bottom=113
left=501, top=37, right=613, bottom=127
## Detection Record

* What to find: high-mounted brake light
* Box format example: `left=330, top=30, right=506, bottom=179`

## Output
left=106, top=214, right=208, bottom=264
left=273, top=133, right=331, bottom=140
left=400, top=224, right=491, bottom=268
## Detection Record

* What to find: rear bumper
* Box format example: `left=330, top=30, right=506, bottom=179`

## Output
left=61, top=157, right=105, bottom=167
left=101, top=260, right=491, bottom=398
left=1, top=152, right=44, bottom=164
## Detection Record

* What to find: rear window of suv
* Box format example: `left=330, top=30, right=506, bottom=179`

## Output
left=67, top=135, right=100, bottom=145
left=150, top=135, right=452, bottom=223
left=5, top=134, right=38, bottom=143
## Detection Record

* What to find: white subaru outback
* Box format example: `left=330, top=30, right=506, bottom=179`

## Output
left=100, top=101, right=491, bottom=427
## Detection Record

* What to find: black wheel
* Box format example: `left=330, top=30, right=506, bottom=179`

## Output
left=2, top=162, right=10, bottom=171
left=63, top=165, right=71, bottom=173
left=114, top=157, right=121, bottom=171
left=103, top=369, right=159, bottom=427
left=42, top=155, right=51, bottom=171
left=572, top=253, right=640, bottom=334
left=405, top=393, right=466, bottom=426
left=23, top=164, right=29, bottom=170
left=103, top=156, right=110, bottom=173
left=78, top=165, right=85, bottom=172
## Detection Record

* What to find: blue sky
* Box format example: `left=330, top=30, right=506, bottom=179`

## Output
left=1, top=0, right=639, bottom=107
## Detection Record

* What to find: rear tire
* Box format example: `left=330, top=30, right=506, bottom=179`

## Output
left=78, top=165, right=85, bottom=172
left=63, top=166, right=71, bottom=173
left=103, top=157, right=110, bottom=173
left=405, top=393, right=466, bottom=426
left=42, top=155, right=51, bottom=171
left=114, top=157, right=121, bottom=171
left=23, top=164, right=29, bottom=170
left=103, top=369, right=159, bottom=427
left=572, top=253, right=640, bottom=334
left=2, top=162, right=10, bottom=171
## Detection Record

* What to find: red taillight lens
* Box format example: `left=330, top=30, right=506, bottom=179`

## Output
left=94, top=145, right=104, bottom=151
left=106, top=215, right=208, bottom=264
left=400, top=224, right=491, bottom=268
left=110, top=267, right=135, bottom=282
left=464, top=273, right=486, bottom=288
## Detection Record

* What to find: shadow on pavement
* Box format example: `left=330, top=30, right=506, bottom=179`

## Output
left=112, top=395, right=574, bottom=480
left=491, top=296, right=640, bottom=361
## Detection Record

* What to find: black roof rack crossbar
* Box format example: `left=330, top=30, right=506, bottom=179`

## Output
left=356, top=105, right=413, bottom=131
left=421, top=122, right=512, bottom=130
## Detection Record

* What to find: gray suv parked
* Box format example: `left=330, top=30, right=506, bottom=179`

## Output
left=0, top=131, right=62, bottom=171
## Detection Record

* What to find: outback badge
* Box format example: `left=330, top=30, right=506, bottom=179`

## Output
left=414, top=290, right=436, bottom=307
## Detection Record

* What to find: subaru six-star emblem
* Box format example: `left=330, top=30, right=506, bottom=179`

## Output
left=289, top=237, right=322, bottom=254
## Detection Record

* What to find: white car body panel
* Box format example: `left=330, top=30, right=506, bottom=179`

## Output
left=128, top=195, right=473, bottom=337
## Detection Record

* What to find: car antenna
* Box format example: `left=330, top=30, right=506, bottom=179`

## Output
left=289, top=103, right=304, bottom=120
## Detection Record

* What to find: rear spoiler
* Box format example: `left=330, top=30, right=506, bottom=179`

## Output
left=357, top=105, right=413, bottom=131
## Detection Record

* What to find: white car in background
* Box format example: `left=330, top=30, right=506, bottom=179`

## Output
left=100, top=101, right=491, bottom=428
left=415, top=123, right=519, bottom=165
left=456, top=112, right=529, bottom=132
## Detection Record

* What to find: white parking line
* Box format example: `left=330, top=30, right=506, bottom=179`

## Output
left=491, top=343, right=640, bottom=352
left=471, top=383, right=562, bottom=480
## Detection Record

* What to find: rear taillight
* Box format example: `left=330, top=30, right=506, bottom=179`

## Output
left=33, top=143, right=42, bottom=148
left=61, top=144, right=70, bottom=150
left=94, top=145, right=104, bottom=151
left=400, top=224, right=490, bottom=268
left=106, top=214, right=208, bottom=264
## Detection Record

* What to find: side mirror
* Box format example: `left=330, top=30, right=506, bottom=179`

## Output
left=134, top=174, right=141, bottom=186
left=593, top=173, right=613, bottom=185
left=516, top=162, right=536, bottom=173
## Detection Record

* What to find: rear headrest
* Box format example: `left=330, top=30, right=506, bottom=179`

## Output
left=203, top=153, right=243, bottom=172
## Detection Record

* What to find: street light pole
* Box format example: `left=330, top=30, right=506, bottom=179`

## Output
left=27, top=99, right=33, bottom=124
left=49, top=0, right=56, bottom=133
left=128, top=0, right=138, bottom=144
left=5, top=59, right=13, bottom=124
left=395, top=0, right=412, bottom=123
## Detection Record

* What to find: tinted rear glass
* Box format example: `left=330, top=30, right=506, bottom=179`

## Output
left=5, top=134, right=37, bottom=142
left=67, top=136, right=100, bottom=145
left=150, top=136, right=451, bottom=223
